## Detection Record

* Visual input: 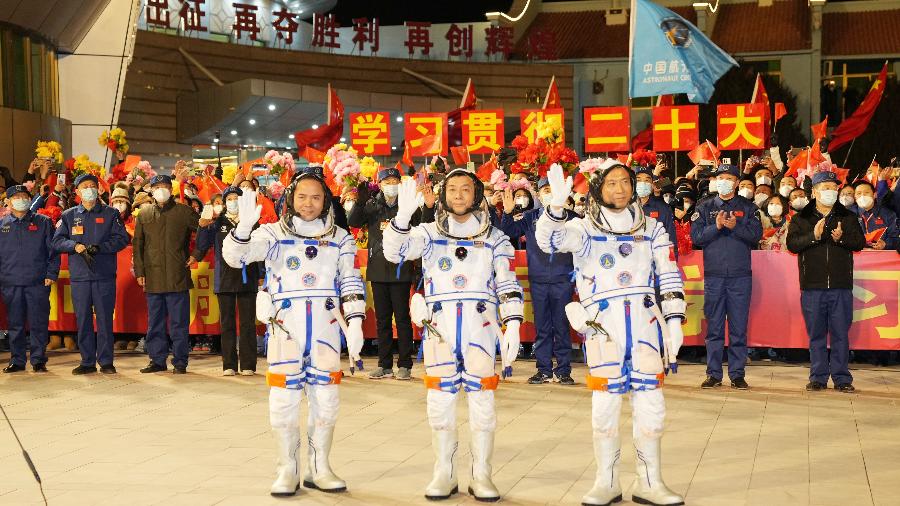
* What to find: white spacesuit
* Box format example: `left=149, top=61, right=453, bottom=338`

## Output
left=223, top=169, right=366, bottom=497
left=382, top=168, right=523, bottom=502
left=537, top=163, right=686, bottom=506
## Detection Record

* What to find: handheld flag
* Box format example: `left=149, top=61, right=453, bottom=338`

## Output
left=830, top=63, right=888, bottom=152
left=629, top=0, right=737, bottom=103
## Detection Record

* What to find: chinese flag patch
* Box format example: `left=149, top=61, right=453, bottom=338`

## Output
left=96, top=217, right=105, bottom=224
left=668, top=245, right=676, bottom=261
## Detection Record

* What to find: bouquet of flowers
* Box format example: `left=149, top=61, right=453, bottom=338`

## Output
left=221, top=164, right=238, bottom=185
left=359, top=156, right=379, bottom=182
left=98, top=127, right=128, bottom=154
left=629, top=149, right=657, bottom=169
left=578, top=157, right=607, bottom=175
left=263, top=150, right=296, bottom=177
left=125, top=160, right=157, bottom=186
left=509, top=117, right=578, bottom=178
left=35, top=140, right=64, bottom=163
left=267, top=181, right=286, bottom=201
left=66, top=154, right=104, bottom=178
left=324, top=143, right=361, bottom=189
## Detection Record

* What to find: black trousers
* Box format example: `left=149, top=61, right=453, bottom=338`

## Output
left=217, top=292, right=257, bottom=371
left=370, top=281, right=414, bottom=370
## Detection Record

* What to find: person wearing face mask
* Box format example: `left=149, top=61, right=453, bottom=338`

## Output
left=754, top=184, right=773, bottom=208
left=778, top=175, right=798, bottom=198
left=737, top=175, right=756, bottom=202
left=787, top=171, right=865, bottom=392
left=636, top=166, right=678, bottom=259
left=753, top=166, right=774, bottom=189
left=838, top=185, right=855, bottom=209
left=52, top=174, right=130, bottom=375
left=788, top=188, right=810, bottom=214
left=850, top=181, right=898, bottom=250
left=348, top=167, right=433, bottom=381
left=759, top=195, right=790, bottom=251
left=0, top=185, right=60, bottom=373
left=233, top=172, right=279, bottom=225
left=690, top=161, right=762, bottom=390
left=132, top=173, right=200, bottom=374
left=191, top=187, right=259, bottom=376
left=499, top=176, right=576, bottom=385
left=673, top=184, right=697, bottom=254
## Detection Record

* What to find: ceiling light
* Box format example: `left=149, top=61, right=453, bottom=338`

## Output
left=288, top=134, right=295, bottom=139
left=311, top=123, right=319, bottom=129
left=268, top=104, right=276, bottom=111
left=340, top=137, right=346, bottom=142
left=391, top=146, right=397, bottom=151
left=230, top=130, right=237, bottom=135
left=396, top=116, right=403, bottom=122
left=248, top=119, right=256, bottom=125
left=265, top=141, right=272, bottom=146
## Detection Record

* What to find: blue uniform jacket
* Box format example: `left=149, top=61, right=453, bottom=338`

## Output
left=642, top=196, right=679, bottom=258
left=852, top=204, right=898, bottom=250
left=193, top=215, right=261, bottom=294
left=0, top=211, right=60, bottom=286
left=689, top=195, right=763, bottom=278
left=499, top=205, right=574, bottom=283
left=52, top=204, right=130, bottom=282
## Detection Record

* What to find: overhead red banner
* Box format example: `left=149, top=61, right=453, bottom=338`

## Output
left=583, top=106, right=631, bottom=153
left=461, top=109, right=504, bottom=154
left=520, top=108, right=564, bottom=144
left=349, top=112, right=391, bottom=155
left=717, top=103, right=767, bottom=150
left=652, top=105, right=699, bottom=152
left=404, top=112, right=448, bottom=157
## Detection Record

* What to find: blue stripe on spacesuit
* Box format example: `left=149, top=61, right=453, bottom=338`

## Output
left=304, top=300, right=312, bottom=358
left=270, top=359, right=300, bottom=366
left=624, top=300, right=633, bottom=362
left=316, top=340, right=338, bottom=353
left=455, top=302, right=464, bottom=365
left=589, top=235, right=652, bottom=242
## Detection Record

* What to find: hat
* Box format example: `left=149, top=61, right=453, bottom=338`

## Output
left=537, top=177, right=550, bottom=189
left=811, top=171, right=838, bottom=186
left=716, top=163, right=740, bottom=177
left=5, top=184, right=30, bottom=199
left=377, top=167, right=401, bottom=182
left=73, top=174, right=99, bottom=188
left=149, top=174, right=172, bottom=186
left=634, top=165, right=655, bottom=177
left=109, top=188, right=130, bottom=202
left=675, top=185, right=697, bottom=202
left=222, top=186, right=243, bottom=199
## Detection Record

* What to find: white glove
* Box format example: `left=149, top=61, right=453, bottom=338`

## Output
left=200, top=204, right=214, bottom=220
left=501, top=320, right=521, bottom=370
left=234, top=190, right=261, bottom=239
left=547, top=163, right=573, bottom=210
left=666, top=318, right=684, bottom=361
left=394, top=178, right=418, bottom=229
left=346, top=318, right=364, bottom=363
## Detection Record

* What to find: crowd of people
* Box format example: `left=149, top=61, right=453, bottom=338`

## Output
left=0, top=140, right=898, bottom=383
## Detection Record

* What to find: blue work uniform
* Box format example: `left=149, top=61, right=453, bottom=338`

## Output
left=0, top=211, right=60, bottom=367
left=689, top=194, right=762, bottom=381
left=853, top=204, right=898, bottom=250
left=52, top=204, right=130, bottom=367
left=499, top=205, right=575, bottom=378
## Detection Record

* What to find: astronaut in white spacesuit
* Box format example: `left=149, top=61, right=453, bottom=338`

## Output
left=537, top=162, right=686, bottom=506
left=382, top=167, right=523, bottom=502
left=223, top=166, right=366, bottom=497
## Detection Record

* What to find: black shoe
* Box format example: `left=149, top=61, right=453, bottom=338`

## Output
left=140, top=362, right=167, bottom=373
left=172, top=366, right=187, bottom=374
left=32, top=364, right=48, bottom=373
left=99, top=364, right=117, bottom=374
left=556, top=374, right=576, bottom=386
left=528, top=372, right=552, bottom=384
left=3, top=364, right=26, bottom=373
left=700, top=376, right=722, bottom=389
left=806, top=381, right=827, bottom=391
left=835, top=383, right=856, bottom=393
left=730, top=377, right=750, bottom=390
left=71, top=365, right=97, bottom=375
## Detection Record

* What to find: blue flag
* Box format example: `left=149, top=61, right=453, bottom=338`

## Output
left=629, top=0, right=737, bottom=103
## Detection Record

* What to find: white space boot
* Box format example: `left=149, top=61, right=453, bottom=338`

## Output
left=631, top=436, right=684, bottom=506
left=582, top=434, right=623, bottom=506
left=425, top=429, right=459, bottom=500
left=303, top=425, right=347, bottom=492
left=270, top=427, right=302, bottom=496
left=301, top=424, right=314, bottom=488
left=468, top=430, right=500, bottom=502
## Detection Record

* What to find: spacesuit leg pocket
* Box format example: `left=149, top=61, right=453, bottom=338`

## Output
left=423, top=334, right=458, bottom=378
left=633, top=342, right=664, bottom=376
left=585, top=337, right=622, bottom=379
left=463, top=341, right=495, bottom=379
left=313, top=320, right=342, bottom=373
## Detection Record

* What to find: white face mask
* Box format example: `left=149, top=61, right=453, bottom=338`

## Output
left=213, top=204, right=224, bottom=215
left=343, top=201, right=354, bottom=213
left=818, top=189, right=838, bottom=207
left=79, top=187, right=98, bottom=203
left=767, top=204, right=783, bottom=217
left=515, top=196, right=529, bottom=208
left=153, top=188, right=171, bottom=203
left=738, top=187, right=754, bottom=200
left=754, top=193, right=769, bottom=206
left=539, top=193, right=552, bottom=207
left=225, top=200, right=239, bottom=215
left=113, top=202, right=127, bottom=214
left=756, top=176, right=772, bottom=186
left=855, top=195, right=874, bottom=210
left=11, top=198, right=29, bottom=212
left=779, top=185, right=794, bottom=197
left=839, top=195, right=855, bottom=208
left=381, top=184, right=399, bottom=198
left=636, top=181, right=653, bottom=198
left=791, top=196, right=809, bottom=210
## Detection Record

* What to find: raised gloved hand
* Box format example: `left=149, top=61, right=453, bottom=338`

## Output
left=200, top=204, right=214, bottom=220
left=346, top=317, right=364, bottom=364
left=234, top=190, right=261, bottom=240
left=547, top=163, right=573, bottom=210
left=501, top=320, right=521, bottom=378
left=666, top=318, right=684, bottom=370
left=394, top=178, right=418, bottom=229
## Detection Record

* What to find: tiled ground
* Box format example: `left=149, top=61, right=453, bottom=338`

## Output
left=1, top=351, right=899, bottom=506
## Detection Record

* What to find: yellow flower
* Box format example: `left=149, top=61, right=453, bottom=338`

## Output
left=359, top=156, right=379, bottom=180
left=222, top=165, right=237, bottom=184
